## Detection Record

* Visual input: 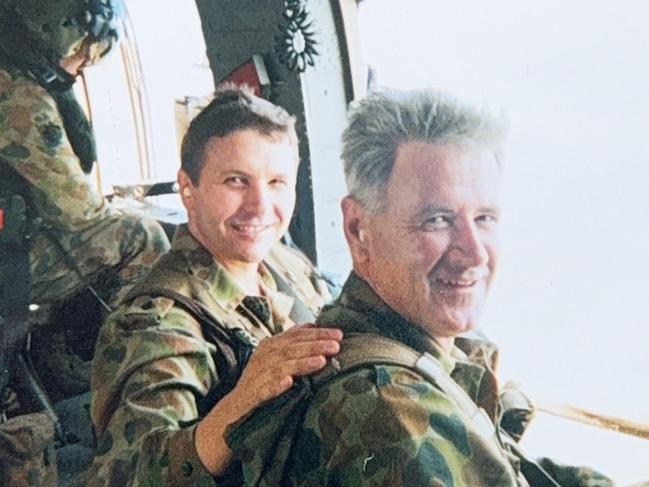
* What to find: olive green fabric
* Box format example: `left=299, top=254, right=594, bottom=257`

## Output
left=229, top=272, right=616, bottom=487
left=86, top=226, right=331, bottom=486
left=0, top=411, right=57, bottom=487
left=0, top=65, right=169, bottom=307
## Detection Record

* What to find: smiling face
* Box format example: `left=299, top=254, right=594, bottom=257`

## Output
left=179, top=128, right=298, bottom=274
left=344, top=141, right=501, bottom=347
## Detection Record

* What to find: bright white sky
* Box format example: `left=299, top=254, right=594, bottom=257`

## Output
left=359, top=0, right=649, bottom=482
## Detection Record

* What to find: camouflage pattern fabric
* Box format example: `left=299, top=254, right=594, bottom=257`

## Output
left=0, top=411, right=57, bottom=487
left=229, top=272, right=614, bottom=487
left=8, top=0, right=123, bottom=63
left=0, top=65, right=169, bottom=307
left=86, top=225, right=331, bottom=486
left=536, top=459, right=616, bottom=487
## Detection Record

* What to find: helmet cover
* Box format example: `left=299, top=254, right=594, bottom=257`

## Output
left=7, top=0, right=124, bottom=64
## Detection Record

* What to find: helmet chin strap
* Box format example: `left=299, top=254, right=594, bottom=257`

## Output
left=0, top=20, right=75, bottom=90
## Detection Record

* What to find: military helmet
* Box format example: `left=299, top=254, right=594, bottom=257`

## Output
left=5, top=0, right=124, bottom=65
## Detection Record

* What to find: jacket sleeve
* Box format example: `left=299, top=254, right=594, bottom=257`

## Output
left=87, top=296, right=223, bottom=486
left=0, top=69, right=107, bottom=229
left=291, top=365, right=524, bottom=487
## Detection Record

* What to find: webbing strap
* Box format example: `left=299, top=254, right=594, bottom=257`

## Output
left=316, top=333, right=420, bottom=376
left=127, top=286, right=253, bottom=416
left=315, top=333, right=494, bottom=439
left=0, top=193, right=32, bottom=393
left=314, top=333, right=559, bottom=487
left=264, top=262, right=316, bottom=324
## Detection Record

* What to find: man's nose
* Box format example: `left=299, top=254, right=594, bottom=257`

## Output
left=449, top=221, right=489, bottom=268
left=244, top=182, right=271, bottom=214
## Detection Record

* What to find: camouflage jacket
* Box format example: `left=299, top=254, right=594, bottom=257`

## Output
left=230, top=271, right=529, bottom=486
left=87, top=225, right=331, bottom=486
left=0, top=64, right=169, bottom=304
left=0, top=65, right=105, bottom=228
left=230, top=273, right=617, bottom=486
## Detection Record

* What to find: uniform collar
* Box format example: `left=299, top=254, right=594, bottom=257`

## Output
left=319, top=272, right=497, bottom=394
left=319, top=272, right=456, bottom=372
left=259, top=262, right=295, bottom=330
left=171, top=225, right=294, bottom=328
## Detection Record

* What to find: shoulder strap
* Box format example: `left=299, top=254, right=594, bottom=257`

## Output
left=128, top=285, right=253, bottom=415
left=313, top=333, right=559, bottom=487
left=313, top=333, right=420, bottom=380
left=313, top=334, right=494, bottom=434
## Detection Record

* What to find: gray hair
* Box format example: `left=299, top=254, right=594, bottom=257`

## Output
left=341, top=89, right=506, bottom=213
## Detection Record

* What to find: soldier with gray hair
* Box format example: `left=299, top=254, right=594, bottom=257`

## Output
left=228, top=89, right=615, bottom=486
left=342, top=89, right=504, bottom=214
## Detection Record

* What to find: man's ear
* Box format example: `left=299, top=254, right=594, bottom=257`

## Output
left=177, top=169, right=195, bottom=212
left=341, top=196, right=370, bottom=268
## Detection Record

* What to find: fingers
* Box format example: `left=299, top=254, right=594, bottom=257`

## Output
left=230, top=325, right=344, bottom=411
left=237, top=346, right=335, bottom=406
left=278, top=323, right=343, bottom=339
left=277, top=338, right=340, bottom=359
left=258, top=375, right=294, bottom=401
left=281, top=355, right=328, bottom=376
left=253, top=355, right=328, bottom=402
left=228, top=373, right=295, bottom=416
left=250, top=338, right=340, bottom=373
left=259, top=326, right=343, bottom=351
left=249, top=325, right=342, bottom=373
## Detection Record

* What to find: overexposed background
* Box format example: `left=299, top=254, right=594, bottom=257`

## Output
left=83, top=0, right=648, bottom=482
left=84, top=1, right=213, bottom=191
left=358, top=0, right=649, bottom=483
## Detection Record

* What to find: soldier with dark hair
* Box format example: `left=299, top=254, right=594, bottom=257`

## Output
left=87, top=86, right=341, bottom=485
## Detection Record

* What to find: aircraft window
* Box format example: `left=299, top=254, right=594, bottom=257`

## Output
left=79, top=1, right=214, bottom=200
left=358, top=0, right=649, bottom=483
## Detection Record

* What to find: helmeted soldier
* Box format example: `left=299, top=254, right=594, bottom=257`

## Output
left=0, top=0, right=169, bottom=308
left=0, top=2, right=169, bottom=484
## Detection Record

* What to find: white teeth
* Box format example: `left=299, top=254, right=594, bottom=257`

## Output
left=438, top=279, right=475, bottom=286
left=232, top=223, right=272, bottom=233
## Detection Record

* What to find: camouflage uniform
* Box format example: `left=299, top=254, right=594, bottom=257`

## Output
left=87, top=225, right=331, bottom=486
left=0, top=64, right=169, bottom=306
left=0, top=412, right=57, bottom=486
left=229, top=272, right=614, bottom=486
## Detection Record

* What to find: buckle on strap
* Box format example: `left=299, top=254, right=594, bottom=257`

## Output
left=415, top=353, right=495, bottom=440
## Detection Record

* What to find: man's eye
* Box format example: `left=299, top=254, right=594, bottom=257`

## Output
left=269, top=178, right=288, bottom=188
left=225, top=176, right=247, bottom=186
left=422, top=215, right=450, bottom=229
left=476, top=214, right=498, bottom=225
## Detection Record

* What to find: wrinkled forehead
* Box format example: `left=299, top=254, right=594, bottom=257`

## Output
left=386, top=142, right=502, bottom=211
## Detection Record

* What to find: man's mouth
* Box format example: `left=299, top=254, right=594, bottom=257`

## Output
left=434, top=277, right=483, bottom=289
left=438, top=278, right=475, bottom=287
left=230, top=222, right=275, bottom=235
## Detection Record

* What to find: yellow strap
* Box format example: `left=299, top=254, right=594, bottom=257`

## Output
left=536, top=402, right=649, bottom=440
